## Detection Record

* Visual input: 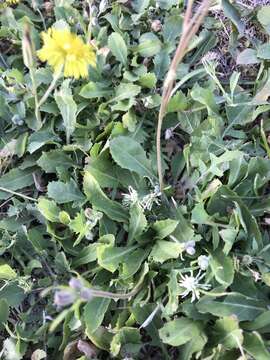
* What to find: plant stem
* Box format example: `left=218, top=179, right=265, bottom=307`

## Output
left=29, top=66, right=42, bottom=130
left=260, top=120, right=270, bottom=158
left=156, top=0, right=212, bottom=191
left=37, top=69, right=62, bottom=108
left=0, top=186, right=37, bottom=202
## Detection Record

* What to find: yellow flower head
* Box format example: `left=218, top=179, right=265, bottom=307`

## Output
left=37, top=28, right=96, bottom=79
left=0, top=0, right=19, bottom=8
left=6, top=0, right=20, bottom=4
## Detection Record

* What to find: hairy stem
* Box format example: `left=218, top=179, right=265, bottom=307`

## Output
left=29, top=66, right=42, bottom=130
left=37, top=69, right=62, bottom=108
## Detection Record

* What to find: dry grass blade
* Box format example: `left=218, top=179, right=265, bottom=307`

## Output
left=156, top=0, right=212, bottom=191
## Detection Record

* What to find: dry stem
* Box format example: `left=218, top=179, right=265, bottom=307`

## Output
left=156, top=0, right=212, bottom=191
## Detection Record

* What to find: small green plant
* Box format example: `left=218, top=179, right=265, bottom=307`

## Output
left=1, top=1, right=270, bottom=359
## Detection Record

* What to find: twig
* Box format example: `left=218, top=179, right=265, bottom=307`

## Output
left=156, top=0, right=212, bottom=191
left=0, top=186, right=37, bottom=202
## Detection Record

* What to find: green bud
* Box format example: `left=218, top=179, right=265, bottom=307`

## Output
left=59, top=211, right=71, bottom=225
left=22, top=24, right=35, bottom=69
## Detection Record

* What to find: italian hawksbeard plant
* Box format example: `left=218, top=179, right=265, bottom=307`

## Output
left=37, top=27, right=96, bottom=79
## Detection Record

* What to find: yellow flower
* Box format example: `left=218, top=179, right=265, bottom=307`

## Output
left=0, top=0, right=19, bottom=8
left=6, top=0, right=20, bottom=4
left=37, top=28, right=96, bottom=79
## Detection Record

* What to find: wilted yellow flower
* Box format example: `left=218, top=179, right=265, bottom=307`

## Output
left=0, top=0, right=19, bottom=8
left=6, top=0, right=20, bottom=4
left=37, top=28, right=96, bottom=79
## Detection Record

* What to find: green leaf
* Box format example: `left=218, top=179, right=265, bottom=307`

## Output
left=0, top=283, right=25, bottom=307
left=207, top=186, right=263, bottom=249
left=128, top=204, right=147, bottom=244
left=167, top=91, right=188, bottom=113
left=210, top=251, right=234, bottom=287
left=254, top=76, right=270, bottom=104
left=257, top=6, right=270, bottom=34
left=47, top=179, right=84, bottom=204
left=69, top=210, right=99, bottom=246
left=0, top=299, right=9, bottom=324
left=79, top=82, right=112, bottom=99
left=37, top=150, right=74, bottom=173
left=243, top=332, right=270, bottom=360
left=221, top=0, right=245, bottom=33
left=257, top=44, right=270, bottom=60
left=152, top=219, right=179, bottom=239
left=85, top=326, right=112, bottom=351
left=110, top=327, right=141, bottom=357
left=226, top=102, right=254, bottom=126
left=131, top=0, right=150, bottom=13
left=157, top=0, right=178, bottom=10
left=37, top=198, right=60, bottom=222
left=97, top=243, right=137, bottom=272
left=191, top=203, right=211, bottom=225
left=237, top=49, right=260, bottom=65
left=171, top=206, right=195, bottom=243
left=159, top=317, right=201, bottom=346
left=85, top=151, right=119, bottom=188
left=154, top=50, right=170, bottom=79
left=108, top=32, right=128, bottom=66
left=72, top=244, right=98, bottom=268
left=110, top=136, right=154, bottom=179
left=109, top=83, right=141, bottom=103
left=163, top=270, right=180, bottom=315
left=0, top=264, right=16, bottom=280
left=150, top=240, right=182, bottom=263
left=83, top=172, right=128, bottom=222
left=121, top=248, right=148, bottom=279
left=197, top=294, right=266, bottom=321
left=181, top=333, right=207, bottom=360
left=191, top=83, right=218, bottom=114
left=163, top=15, right=183, bottom=43
left=84, top=297, right=111, bottom=334
left=219, top=228, right=238, bottom=255
left=0, top=168, right=34, bottom=200
left=213, top=316, right=243, bottom=349
left=27, top=130, right=60, bottom=154
left=137, top=33, right=161, bottom=57
left=122, top=110, right=137, bottom=132
left=55, top=79, right=77, bottom=143
left=138, top=73, right=157, bottom=89
left=132, top=0, right=150, bottom=13
left=234, top=202, right=262, bottom=250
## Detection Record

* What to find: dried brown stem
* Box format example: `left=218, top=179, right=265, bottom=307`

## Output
left=156, top=0, right=212, bottom=191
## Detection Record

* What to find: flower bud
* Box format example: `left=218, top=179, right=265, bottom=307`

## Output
left=198, top=255, right=209, bottom=270
left=151, top=20, right=162, bottom=32
left=186, top=246, right=196, bottom=256
left=242, top=255, right=253, bottom=266
left=69, top=278, right=83, bottom=290
left=54, top=290, right=76, bottom=307
left=165, top=128, right=173, bottom=140
left=22, top=24, right=35, bottom=69
left=44, top=2, right=53, bottom=15
left=59, top=211, right=70, bottom=225
left=184, top=240, right=196, bottom=255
